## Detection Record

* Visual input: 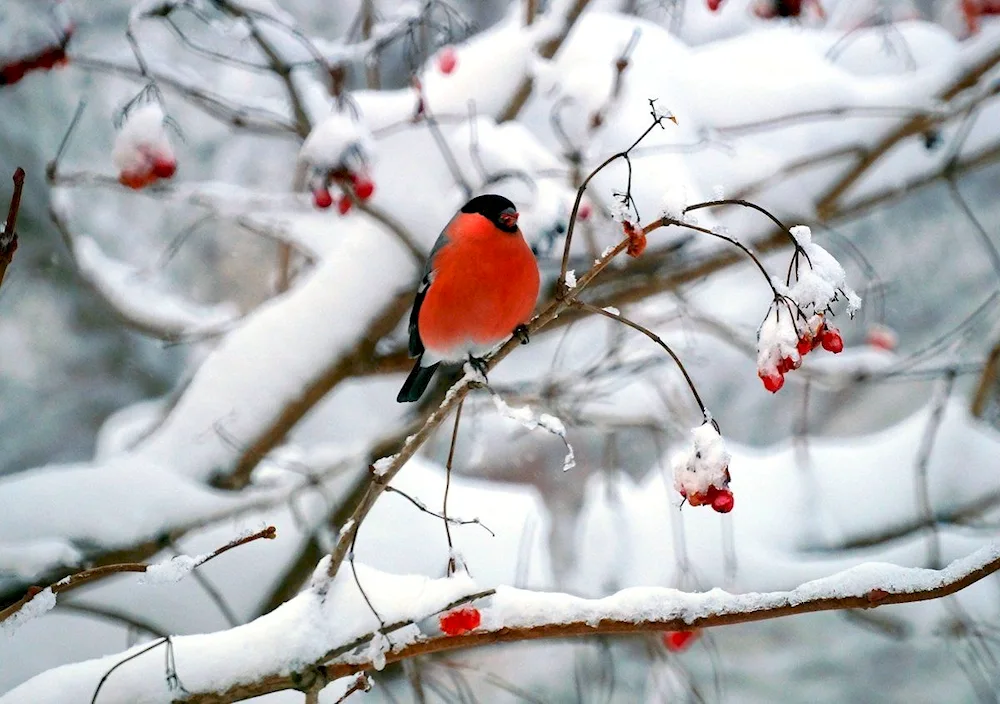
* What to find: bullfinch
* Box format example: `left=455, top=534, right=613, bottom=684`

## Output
left=397, top=194, right=540, bottom=403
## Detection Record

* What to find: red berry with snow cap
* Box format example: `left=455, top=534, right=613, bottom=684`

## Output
left=439, top=607, right=481, bottom=636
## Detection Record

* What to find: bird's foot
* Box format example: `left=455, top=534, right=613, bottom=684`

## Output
left=513, top=324, right=530, bottom=345
left=466, top=354, right=489, bottom=383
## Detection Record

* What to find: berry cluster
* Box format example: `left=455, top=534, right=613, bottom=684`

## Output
left=758, top=313, right=843, bottom=393
left=678, top=476, right=735, bottom=513
left=438, top=607, right=481, bottom=636
left=0, top=29, right=72, bottom=87
left=312, top=170, right=376, bottom=214
left=673, top=422, right=734, bottom=514
left=112, top=103, right=177, bottom=191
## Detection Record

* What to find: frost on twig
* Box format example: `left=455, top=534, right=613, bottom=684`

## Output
left=488, top=390, right=575, bottom=472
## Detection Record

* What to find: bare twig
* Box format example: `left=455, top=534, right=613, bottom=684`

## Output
left=0, top=167, right=26, bottom=293
left=444, top=398, right=464, bottom=575
left=572, top=300, right=709, bottom=421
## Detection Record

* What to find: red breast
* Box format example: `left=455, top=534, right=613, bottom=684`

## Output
left=418, top=212, right=539, bottom=357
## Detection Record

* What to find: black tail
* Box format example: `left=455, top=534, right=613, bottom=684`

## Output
left=397, top=360, right=439, bottom=403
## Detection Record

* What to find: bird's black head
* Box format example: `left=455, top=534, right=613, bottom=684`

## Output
left=462, top=194, right=519, bottom=233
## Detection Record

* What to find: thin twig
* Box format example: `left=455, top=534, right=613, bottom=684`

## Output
left=0, top=167, right=25, bottom=292
left=444, top=398, right=464, bottom=575
left=572, top=300, right=709, bottom=422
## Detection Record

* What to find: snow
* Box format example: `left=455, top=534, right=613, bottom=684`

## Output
left=71, top=236, right=238, bottom=339
left=564, top=269, right=577, bottom=288
left=786, top=227, right=863, bottom=316
left=0, top=543, right=81, bottom=582
left=2, top=589, right=56, bottom=638
left=138, top=555, right=200, bottom=585
left=672, top=422, right=731, bottom=498
left=299, top=111, right=375, bottom=172
left=111, top=103, right=175, bottom=176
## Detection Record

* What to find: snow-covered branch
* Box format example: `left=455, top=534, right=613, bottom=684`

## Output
left=8, top=546, right=999, bottom=703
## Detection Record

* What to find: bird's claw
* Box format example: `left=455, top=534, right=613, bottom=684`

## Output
left=467, top=355, right=489, bottom=383
left=514, top=324, right=530, bottom=345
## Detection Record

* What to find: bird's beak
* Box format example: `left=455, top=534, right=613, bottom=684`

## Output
left=499, top=208, right=519, bottom=228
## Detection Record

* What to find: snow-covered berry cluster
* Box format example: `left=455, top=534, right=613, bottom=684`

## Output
left=672, top=422, right=734, bottom=513
left=756, top=225, right=860, bottom=393
left=112, top=103, right=177, bottom=190
left=300, top=112, right=376, bottom=215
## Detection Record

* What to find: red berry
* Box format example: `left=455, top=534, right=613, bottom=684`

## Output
left=866, top=325, right=897, bottom=352
left=439, top=607, right=481, bottom=636
left=1, top=61, right=26, bottom=86
left=578, top=202, right=592, bottom=221
left=797, top=336, right=812, bottom=356
left=354, top=178, right=375, bottom=201
left=663, top=630, right=699, bottom=652
left=337, top=194, right=353, bottom=215
left=119, top=170, right=155, bottom=190
left=760, top=370, right=784, bottom=393
left=152, top=158, right=176, bottom=179
left=821, top=328, right=844, bottom=354
left=313, top=188, right=333, bottom=209
left=707, top=0, right=724, bottom=10
left=711, top=489, right=734, bottom=513
left=437, top=47, right=458, bottom=75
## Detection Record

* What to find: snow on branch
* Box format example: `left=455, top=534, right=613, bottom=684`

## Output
left=67, top=233, right=238, bottom=342
left=7, top=546, right=999, bottom=703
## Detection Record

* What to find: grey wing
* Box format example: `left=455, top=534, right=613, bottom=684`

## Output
left=407, top=228, right=450, bottom=358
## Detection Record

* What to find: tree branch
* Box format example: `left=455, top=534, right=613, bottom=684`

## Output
left=0, top=167, right=25, bottom=294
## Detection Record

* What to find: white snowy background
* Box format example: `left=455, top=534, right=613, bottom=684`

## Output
left=2, top=0, right=1000, bottom=701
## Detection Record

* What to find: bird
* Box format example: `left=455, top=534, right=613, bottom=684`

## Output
left=397, top=194, right=540, bottom=403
